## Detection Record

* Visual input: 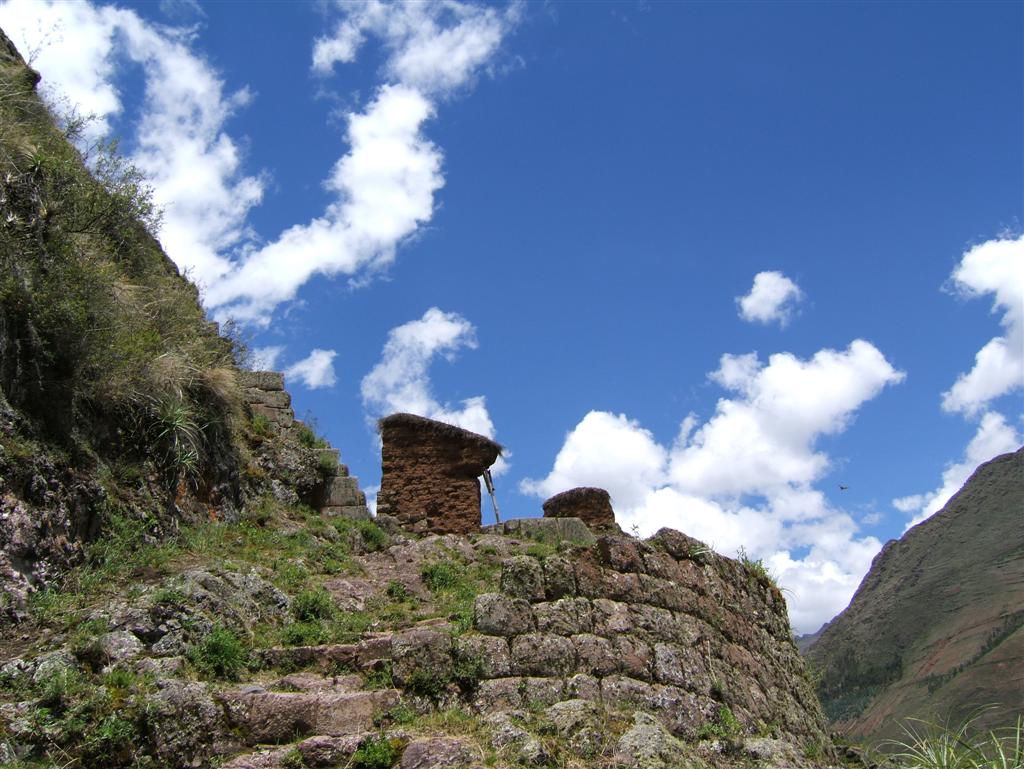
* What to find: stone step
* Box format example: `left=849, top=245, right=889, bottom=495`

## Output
left=273, top=672, right=363, bottom=693
left=251, top=403, right=294, bottom=429
left=323, top=476, right=365, bottom=507
left=321, top=505, right=371, bottom=520
left=221, top=733, right=366, bottom=769
left=257, top=636, right=393, bottom=672
left=218, top=687, right=400, bottom=745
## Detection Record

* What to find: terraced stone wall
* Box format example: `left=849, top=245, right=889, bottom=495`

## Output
left=395, top=529, right=830, bottom=746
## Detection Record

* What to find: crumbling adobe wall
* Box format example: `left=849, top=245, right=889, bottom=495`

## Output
left=543, top=487, right=618, bottom=531
left=376, top=413, right=501, bottom=535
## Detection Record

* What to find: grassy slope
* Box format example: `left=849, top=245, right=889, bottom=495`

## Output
left=806, top=448, right=1024, bottom=742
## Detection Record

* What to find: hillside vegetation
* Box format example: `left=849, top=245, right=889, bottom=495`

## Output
left=805, top=448, right=1024, bottom=742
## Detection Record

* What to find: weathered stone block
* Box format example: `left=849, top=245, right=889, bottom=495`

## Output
left=614, top=635, right=654, bottom=681
left=628, top=604, right=677, bottom=642
left=474, top=593, right=535, bottom=637
left=472, top=677, right=523, bottom=712
left=574, top=557, right=605, bottom=599
left=542, top=487, right=617, bottom=531
left=565, top=673, right=601, bottom=702
left=391, top=628, right=453, bottom=687
left=647, top=527, right=709, bottom=562
left=510, top=633, right=576, bottom=677
left=534, top=597, right=593, bottom=636
left=500, top=555, right=545, bottom=602
left=597, top=535, right=646, bottom=573
left=591, top=598, right=632, bottom=636
left=239, top=371, right=284, bottom=391
left=602, top=570, right=646, bottom=603
left=377, top=413, right=501, bottom=536
left=543, top=555, right=577, bottom=600
left=455, top=634, right=511, bottom=679
left=600, top=675, right=656, bottom=708
left=571, top=633, right=618, bottom=677
left=520, top=676, right=565, bottom=708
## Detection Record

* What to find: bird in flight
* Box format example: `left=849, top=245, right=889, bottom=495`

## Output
left=838, top=484, right=849, bottom=491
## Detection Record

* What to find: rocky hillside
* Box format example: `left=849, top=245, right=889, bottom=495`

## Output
left=0, top=25, right=853, bottom=769
left=805, top=447, right=1024, bottom=743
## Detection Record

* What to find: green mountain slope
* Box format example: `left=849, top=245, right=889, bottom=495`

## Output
left=805, top=447, right=1024, bottom=742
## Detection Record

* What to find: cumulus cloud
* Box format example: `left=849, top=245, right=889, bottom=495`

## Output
left=206, top=83, right=441, bottom=322
left=361, top=307, right=498, bottom=442
left=210, top=0, right=518, bottom=324
left=737, top=270, right=804, bottom=327
left=941, top=235, right=1024, bottom=417
left=285, top=349, right=338, bottom=389
left=893, top=236, right=1023, bottom=529
left=248, top=345, right=285, bottom=371
left=2, top=0, right=517, bottom=326
left=893, top=411, right=1020, bottom=529
left=313, top=0, right=517, bottom=97
left=0, top=0, right=266, bottom=294
left=521, top=340, right=904, bottom=633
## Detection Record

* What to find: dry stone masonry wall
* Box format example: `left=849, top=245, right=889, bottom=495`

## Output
left=393, top=528, right=829, bottom=749
left=376, top=413, right=501, bottom=535
left=239, top=371, right=369, bottom=520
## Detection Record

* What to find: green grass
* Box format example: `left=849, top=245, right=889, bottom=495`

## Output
left=350, top=734, right=401, bottom=769
left=186, top=626, right=249, bottom=680
left=882, top=711, right=1023, bottom=769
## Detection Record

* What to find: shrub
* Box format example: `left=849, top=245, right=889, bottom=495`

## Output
left=420, top=562, right=464, bottom=594
left=292, top=587, right=335, bottom=622
left=281, top=621, right=330, bottom=647
left=188, top=627, right=249, bottom=680
left=351, top=734, right=400, bottom=769
left=385, top=580, right=410, bottom=601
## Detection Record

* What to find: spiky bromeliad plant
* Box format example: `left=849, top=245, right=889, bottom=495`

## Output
left=883, top=710, right=1023, bottom=769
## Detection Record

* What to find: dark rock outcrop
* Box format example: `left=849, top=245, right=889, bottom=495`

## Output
left=376, top=413, right=501, bottom=535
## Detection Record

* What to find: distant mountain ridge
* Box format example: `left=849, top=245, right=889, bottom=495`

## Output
left=805, top=447, right=1024, bottom=742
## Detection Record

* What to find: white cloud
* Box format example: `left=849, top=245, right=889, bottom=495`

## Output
left=3, top=0, right=518, bottom=327
left=285, top=349, right=338, bottom=389
left=361, top=307, right=491, bottom=433
left=249, top=345, right=284, bottom=371
left=737, top=270, right=804, bottom=327
left=206, top=83, right=442, bottom=323
left=893, top=411, right=1020, bottom=529
left=893, top=235, right=1023, bottom=530
left=209, top=0, right=517, bottom=324
left=671, top=341, right=905, bottom=497
left=520, top=411, right=667, bottom=511
left=0, top=0, right=266, bottom=295
left=361, top=307, right=503, bottom=470
left=0, top=0, right=120, bottom=141
left=312, top=0, right=516, bottom=96
left=941, top=235, right=1024, bottom=417
left=521, top=339, right=904, bottom=633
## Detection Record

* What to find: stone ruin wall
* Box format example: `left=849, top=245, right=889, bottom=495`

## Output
left=543, top=486, right=618, bottom=531
left=376, top=414, right=501, bottom=536
left=390, top=528, right=829, bottom=747
left=239, top=371, right=369, bottom=520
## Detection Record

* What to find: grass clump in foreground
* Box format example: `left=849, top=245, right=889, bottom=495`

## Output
left=883, top=711, right=1022, bottom=769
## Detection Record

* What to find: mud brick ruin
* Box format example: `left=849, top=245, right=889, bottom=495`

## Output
left=543, top=486, right=618, bottom=531
left=376, top=413, right=502, bottom=535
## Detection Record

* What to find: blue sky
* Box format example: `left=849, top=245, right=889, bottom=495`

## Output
left=2, top=0, right=1020, bottom=633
